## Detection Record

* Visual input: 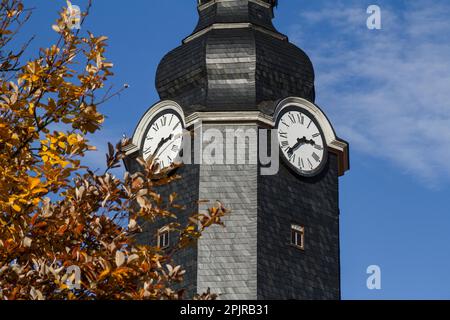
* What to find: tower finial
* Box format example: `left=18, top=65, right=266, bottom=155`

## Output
left=198, top=0, right=278, bottom=7
left=194, top=0, right=278, bottom=34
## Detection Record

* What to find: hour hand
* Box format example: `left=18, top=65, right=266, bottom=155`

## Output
left=305, top=138, right=316, bottom=146
left=154, top=134, right=174, bottom=156
left=287, top=137, right=307, bottom=156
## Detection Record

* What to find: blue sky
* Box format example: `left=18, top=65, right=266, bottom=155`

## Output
left=19, top=0, right=450, bottom=299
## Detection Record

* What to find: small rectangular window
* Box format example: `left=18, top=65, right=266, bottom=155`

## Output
left=291, top=225, right=305, bottom=250
left=157, top=227, right=170, bottom=249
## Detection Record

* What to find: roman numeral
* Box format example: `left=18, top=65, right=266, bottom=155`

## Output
left=146, top=136, right=153, bottom=141
left=160, top=116, right=167, bottom=127
left=299, top=158, right=304, bottom=169
left=307, top=158, right=313, bottom=169
left=171, top=144, right=179, bottom=152
left=281, top=121, right=289, bottom=128
left=314, top=144, right=323, bottom=151
left=312, top=133, right=320, bottom=138
left=153, top=123, right=159, bottom=132
left=288, top=113, right=296, bottom=124
left=167, top=155, right=172, bottom=162
left=169, top=114, right=174, bottom=126
left=307, top=120, right=312, bottom=129
left=144, top=147, right=152, bottom=155
left=298, top=113, right=304, bottom=125
left=173, top=122, right=181, bottom=130
left=281, top=140, right=289, bottom=148
left=290, top=153, right=296, bottom=163
left=279, top=131, right=288, bottom=139
left=312, top=152, right=321, bottom=163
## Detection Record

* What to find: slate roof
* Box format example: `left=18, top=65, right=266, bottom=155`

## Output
left=155, top=0, right=315, bottom=116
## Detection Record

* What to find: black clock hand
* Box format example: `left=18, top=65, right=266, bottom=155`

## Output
left=156, top=133, right=183, bottom=159
left=287, top=137, right=307, bottom=156
left=287, top=136, right=318, bottom=156
left=152, top=134, right=174, bottom=159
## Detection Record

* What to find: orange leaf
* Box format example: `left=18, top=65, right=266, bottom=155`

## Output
left=28, top=176, right=41, bottom=190
left=34, top=221, right=47, bottom=229
left=98, top=268, right=110, bottom=281
left=74, top=224, right=84, bottom=235
left=31, top=187, right=48, bottom=195
left=57, top=224, right=68, bottom=235
left=30, top=213, right=39, bottom=225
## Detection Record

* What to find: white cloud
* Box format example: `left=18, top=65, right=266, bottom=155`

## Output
left=288, top=0, right=450, bottom=185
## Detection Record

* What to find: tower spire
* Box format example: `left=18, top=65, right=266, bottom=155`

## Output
left=197, top=0, right=277, bottom=6
left=156, top=0, right=315, bottom=114
left=194, top=0, right=278, bottom=34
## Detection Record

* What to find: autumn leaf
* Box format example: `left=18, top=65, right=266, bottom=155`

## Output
left=57, top=224, right=68, bottom=236
left=23, top=237, right=32, bottom=248
left=115, top=250, right=125, bottom=267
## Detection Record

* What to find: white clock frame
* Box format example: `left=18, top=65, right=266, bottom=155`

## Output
left=276, top=105, right=328, bottom=177
left=274, top=97, right=349, bottom=176
left=124, top=100, right=186, bottom=161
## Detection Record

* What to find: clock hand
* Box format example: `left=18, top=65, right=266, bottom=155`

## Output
left=151, top=134, right=174, bottom=160
left=155, top=133, right=184, bottom=159
left=287, top=137, right=308, bottom=156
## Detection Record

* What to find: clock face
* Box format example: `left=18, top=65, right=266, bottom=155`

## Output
left=142, top=110, right=184, bottom=169
left=276, top=107, right=327, bottom=176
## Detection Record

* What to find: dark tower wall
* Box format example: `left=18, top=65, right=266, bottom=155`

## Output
left=196, top=123, right=259, bottom=299
left=257, top=154, right=341, bottom=299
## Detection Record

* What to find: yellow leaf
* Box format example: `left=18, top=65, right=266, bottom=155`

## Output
left=98, top=268, right=110, bottom=280
left=12, top=204, right=21, bottom=212
left=31, top=187, right=48, bottom=195
left=67, top=134, right=79, bottom=145
left=61, top=160, right=70, bottom=168
left=28, top=102, right=35, bottom=115
left=28, top=177, right=41, bottom=190
left=59, top=283, right=68, bottom=291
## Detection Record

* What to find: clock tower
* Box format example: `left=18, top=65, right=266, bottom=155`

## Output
left=124, top=0, right=349, bottom=300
